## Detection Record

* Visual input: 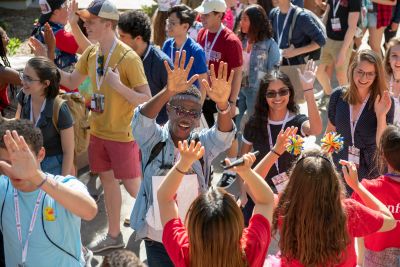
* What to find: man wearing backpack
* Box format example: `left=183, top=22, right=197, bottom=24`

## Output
left=130, top=51, right=236, bottom=267
left=270, top=0, right=326, bottom=103
left=315, top=0, right=360, bottom=106
left=0, top=119, right=97, bottom=267
left=59, top=0, right=152, bottom=252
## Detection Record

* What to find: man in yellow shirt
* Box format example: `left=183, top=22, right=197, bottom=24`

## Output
left=59, top=0, right=151, bottom=252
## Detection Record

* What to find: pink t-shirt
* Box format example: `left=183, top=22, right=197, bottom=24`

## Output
left=162, top=214, right=271, bottom=267
left=271, top=199, right=383, bottom=267
left=352, top=175, right=400, bottom=251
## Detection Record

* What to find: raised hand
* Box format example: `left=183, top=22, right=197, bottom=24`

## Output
left=67, top=0, right=80, bottom=25
left=164, top=50, right=199, bottom=95
left=28, top=37, right=47, bottom=57
left=201, top=62, right=234, bottom=104
left=297, top=59, right=317, bottom=90
left=177, top=140, right=205, bottom=171
left=374, top=90, right=392, bottom=118
left=273, top=126, right=298, bottom=155
left=0, top=130, right=39, bottom=181
left=339, top=160, right=359, bottom=190
left=43, top=23, right=55, bottom=55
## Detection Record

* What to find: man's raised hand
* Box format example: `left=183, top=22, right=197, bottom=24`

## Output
left=201, top=62, right=234, bottom=105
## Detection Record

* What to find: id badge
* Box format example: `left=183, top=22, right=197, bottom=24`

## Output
left=91, top=93, right=105, bottom=113
left=271, top=172, right=289, bottom=194
left=331, top=18, right=341, bottom=31
left=348, top=146, right=360, bottom=166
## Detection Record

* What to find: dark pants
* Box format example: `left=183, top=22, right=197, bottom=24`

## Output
left=144, top=239, right=174, bottom=267
left=202, top=99, right=217, bottom=128
left=0, top=232, right=5, bottom=267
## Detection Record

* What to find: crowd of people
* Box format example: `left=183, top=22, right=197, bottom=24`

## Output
left=0, top=0, right=399, bottom=266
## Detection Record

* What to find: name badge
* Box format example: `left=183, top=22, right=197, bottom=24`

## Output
left=331, top=18, right=341, bottom=31
left=271, top=172, right=289, bottom=194
left=348, top=146, right=360, bottom=166
left=91, top=93, right=105, bottom=113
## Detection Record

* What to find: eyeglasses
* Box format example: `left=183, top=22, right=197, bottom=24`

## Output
left=354, top=68, right=376, bottom=80
left=97, top=55, right=104, bottom=76
left=167, top=103, right=202, bottom=119
left=166, top=18, right=179, bottom=27
left=265, top=88, right=290, bottom=98
left=19, top=72, right=41, bottom=84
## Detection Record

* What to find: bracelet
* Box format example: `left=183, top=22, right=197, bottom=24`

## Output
left=303, top=88, right=313, bottom=93
left=36, top=174, right=49, bottom=189
left=215, top=102, right=231, bottom=115
left=271, top=149, right=282, bottom=157
left=175, top=166, right=188, bottom=175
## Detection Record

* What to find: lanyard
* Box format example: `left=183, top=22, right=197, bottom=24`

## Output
left=276, top=6, right=293, bottom=48
left=349, top=94, right=370, bottom=147
left=267, top=111, right=290, bottom=173
left=14, top=189, right=44, bottom=265
left=332, top=0, right=341, bottom=18
left=95, top=38, right=118, bottom=91
left=142, top=45, right=151, bottom=62
left=385, top=173, right=400, bottom=182
left=205, top=25, right=224, bottom=62
left=170, top=36, right=189, bottom=61
left=29, top=98, right=46, bottom=127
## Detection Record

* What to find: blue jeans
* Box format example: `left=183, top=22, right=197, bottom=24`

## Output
left=236, top=88, right=258, bottom=131
left=41, top=154, right=63, bottom=175
left=144, top=240, right=174, bottom=267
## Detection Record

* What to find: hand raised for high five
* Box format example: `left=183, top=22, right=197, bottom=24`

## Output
left=273, top=126, right=298, bottom=155
left=177, top=140, right=205, bottom=172
left=67, top=0, right=80, bottom=25
left=164, top=50, right=199, bottom=95
left=297, top=59, right=317, bottom=90
left=201, top=62, right=234, bottom=104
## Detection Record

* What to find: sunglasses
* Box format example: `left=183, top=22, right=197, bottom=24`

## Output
left=168, top=103, right=202, bottom=119
left=97, top=55, right=104, bottom=76
left=265, top=88, right=290, bottom=98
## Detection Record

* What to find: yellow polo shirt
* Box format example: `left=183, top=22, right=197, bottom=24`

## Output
left=76, top=41, right=148, bottom=142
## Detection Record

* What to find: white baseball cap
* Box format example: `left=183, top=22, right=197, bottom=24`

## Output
left=195, top=0, right=227, bottom=14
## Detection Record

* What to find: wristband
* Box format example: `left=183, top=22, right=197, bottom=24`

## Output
left=215, top=102, right=231, bottom=115
left=36, top=174, right=49, bottom=189
left=271, top=149, right=282, bottom=157
left=303, top=88, right=313, bottom=93
left=175, top=166, right=188, bottom=175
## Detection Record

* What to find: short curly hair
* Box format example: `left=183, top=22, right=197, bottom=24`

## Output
left=118, top=10, right=151, bottom=43
left=0, top=119, right=43, bottom=154
left=169, top=85, right=202, bottom=103
left=101, top=249, right=146, bottom=267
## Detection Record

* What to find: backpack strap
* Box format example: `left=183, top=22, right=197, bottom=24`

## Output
left=288, top=6, right=302, bottom=46
left=0, top=179, right=10, bottom=230
left=52, top=95, right=66, bottom=133
left=144, top=141, right=167, bottom=171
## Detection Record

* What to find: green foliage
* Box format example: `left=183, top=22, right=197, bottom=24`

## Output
left=141, top=4, right=157, bottom=18
left=7, top=37, right=22, bottom=56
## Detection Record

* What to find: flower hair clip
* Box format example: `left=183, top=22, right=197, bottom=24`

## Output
left=321, top=132, right=344, bottom=154
left=285, top=134, right=304, bottom=156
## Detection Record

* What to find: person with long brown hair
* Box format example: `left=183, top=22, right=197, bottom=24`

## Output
left=268, top=149, right=396, bottom=266
left=157, top=127, right=297, bottom=267
left=327, top=49, right=394, bottom=190
left=383, top=37, right=400, bottom=127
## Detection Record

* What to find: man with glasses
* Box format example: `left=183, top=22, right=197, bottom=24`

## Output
left=59, top=0, right=151, bottom=252
left=130, top=51, right=236, bottom=266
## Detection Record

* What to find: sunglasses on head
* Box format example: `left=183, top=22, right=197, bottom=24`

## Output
left=168, top=103, right=202, bottom=119
left=97, top=55, right=104, bottom=76
left=265, top=88, right=290, bottom=98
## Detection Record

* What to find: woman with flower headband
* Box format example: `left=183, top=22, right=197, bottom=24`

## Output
left=383, top=37, right=400, bottom=127
left=264, top=143, right=397, bottom=266
left=327, top=49, right=394, bottom=191
left=351, top=125, right=400, bottom=266
left=236, top=60, right=322, bottom=225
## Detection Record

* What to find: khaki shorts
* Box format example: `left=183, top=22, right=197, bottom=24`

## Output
left=320, top=38, right=353, bottom=73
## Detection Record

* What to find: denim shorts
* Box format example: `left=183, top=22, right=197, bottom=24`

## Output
left=366, top=12, right=377, bottom=28
left=41, top=154, right=63, bottom=175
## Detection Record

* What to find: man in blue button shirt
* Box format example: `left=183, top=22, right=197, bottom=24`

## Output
left=130, top=51, right=236, bottom=267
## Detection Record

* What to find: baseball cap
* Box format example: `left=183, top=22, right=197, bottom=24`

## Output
left=195, top=0, right=227, bottom=14
left=38, top=0, right=66, bottom=25
left=77, top=0, right=119, bottom=21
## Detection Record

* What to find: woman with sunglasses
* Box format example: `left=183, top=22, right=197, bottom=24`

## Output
left=327, top=49, right=394, bottom=193
left=15, top=57, right=74, bottom=176
left=240, top=60, right=322, bottom=225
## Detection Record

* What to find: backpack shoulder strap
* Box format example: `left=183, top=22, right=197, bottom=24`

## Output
left=288, top=7, right=302, bottom=45
left=52, top=95, right=66, bottom=133
left=0, top=179, right=10, bottom=230
left=144, top=141, right=167, bottom=171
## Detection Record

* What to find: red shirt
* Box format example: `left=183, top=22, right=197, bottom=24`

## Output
left=274, top=199, right=383, bottom=267
left=162, top=214, right=271, bottom=267
left=352, top=175, right=400, bottom=251
left=197, top=26, right=243, bottom=75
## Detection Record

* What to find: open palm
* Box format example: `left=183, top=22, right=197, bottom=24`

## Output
left=201, top=62, right=234, bottom=104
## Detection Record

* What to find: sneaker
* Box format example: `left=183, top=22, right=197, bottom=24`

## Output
left=82, top=246, right=93, bottom=267
left=87, top=233, right=125, bottom=253
left=217, top=172, right=237, bottom=189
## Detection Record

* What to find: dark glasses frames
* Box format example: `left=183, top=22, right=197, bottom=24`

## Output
left=168, top=103, right=202, bottom=119
left=265, top=88, right=290, bottom=98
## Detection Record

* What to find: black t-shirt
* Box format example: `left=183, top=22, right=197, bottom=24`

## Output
left=243, top=113, right=308, bottom=191
left=17, top=92, right=74, bottom=156
left=326, top=0, right=361, bottom=40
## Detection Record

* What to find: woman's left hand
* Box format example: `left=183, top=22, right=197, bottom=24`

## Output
left=177, top=140, right=205, bottom=170
left=374, top=90, right=392, bottom=118
left=297, top=59, right=317, bottom=90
